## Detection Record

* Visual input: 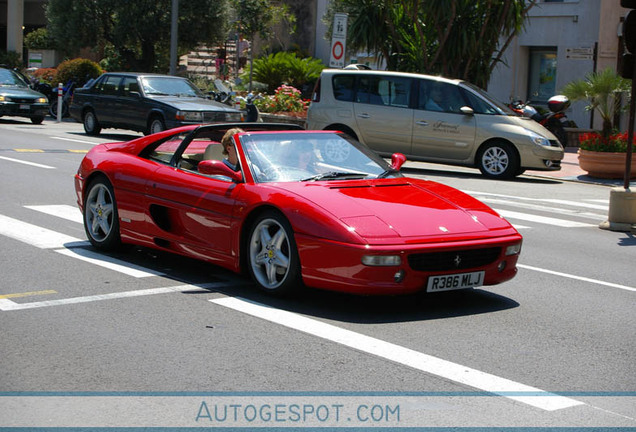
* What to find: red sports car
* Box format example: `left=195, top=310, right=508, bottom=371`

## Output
left=74, top=123, right=522, bottom=296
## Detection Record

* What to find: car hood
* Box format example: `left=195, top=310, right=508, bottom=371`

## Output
left=273, top=179, right=512, bottom=240
left=0, top=86, right=46, bottom=99
left=504, top=115, right=558, bottom=140
left=149, top=95, right=240, bottom=112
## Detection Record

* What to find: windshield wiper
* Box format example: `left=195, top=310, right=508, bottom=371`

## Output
left=301, top=171, right=369, bottom=182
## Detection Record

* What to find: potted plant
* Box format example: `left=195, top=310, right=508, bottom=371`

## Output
left=561, top=67, right=635, bottom=178
left=578, top=131, right=636, bottom=178
left=561, top=67, right=629, bottom=138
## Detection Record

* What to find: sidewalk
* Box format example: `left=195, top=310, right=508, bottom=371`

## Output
left=525, top=147, right=635, bottom=187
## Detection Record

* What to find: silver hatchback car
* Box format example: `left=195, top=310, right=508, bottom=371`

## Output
left=306, top=69, right=564, bottom=179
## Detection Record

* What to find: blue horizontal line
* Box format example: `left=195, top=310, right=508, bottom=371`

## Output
left=0, top=391, right=634, bottom=397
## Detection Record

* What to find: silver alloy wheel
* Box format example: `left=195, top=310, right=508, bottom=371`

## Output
left=85, top=183, right=115, bottom=242
left=249, top=218, right=291, bottom=290
left=481, top=145, right=510, bottom=176
left=84, top=112, right=96, bottom=132
left=150, top=118, right=165, bottom=134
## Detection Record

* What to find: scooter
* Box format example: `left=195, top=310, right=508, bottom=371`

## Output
left=508, top=95, right=572, bottom=147
left=237, top=92, right=262, bottom=122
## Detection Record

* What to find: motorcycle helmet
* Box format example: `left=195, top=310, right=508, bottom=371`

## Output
left=547, top=95, right=570, bottom=113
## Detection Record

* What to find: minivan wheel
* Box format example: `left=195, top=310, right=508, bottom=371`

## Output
left=477, top=142, right=520, bottom=179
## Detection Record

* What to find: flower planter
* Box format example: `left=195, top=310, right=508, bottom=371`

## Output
left=578, top=149, right=636, bottom=179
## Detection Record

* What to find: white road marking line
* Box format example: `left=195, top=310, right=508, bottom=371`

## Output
left=480, top=198, right=606, bottom=221
left=50, top=136, right=96, bottom=145
left=25, top=205, right=83, bottom=224
left=464, top=190, right=608, bottom=211
left=0, top=214, right=162, bottom=278
left=0, top=155, right=55, bottom=169
left=0, top=214, right=82, bottom=248
left=495, top=209, right=595, bottom=228
left=55, top=248, right=164, bottom=278
left=518, top=264, right=636, bottom=292
left=210, top=296, right=584, bottom=412
left=0, top=283, right=222, bottom=311
left=512, top=224, right=531, bottom=230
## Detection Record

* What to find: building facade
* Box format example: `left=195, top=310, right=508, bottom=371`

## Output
left=487, top=0, right=626, bottom=131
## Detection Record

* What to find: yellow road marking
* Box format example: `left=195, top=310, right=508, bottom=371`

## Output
left=0, top=290, right=57, bottom=299
left=14, top=149, right=44, bottom=153
left=69, top=149, right=89, bottom=153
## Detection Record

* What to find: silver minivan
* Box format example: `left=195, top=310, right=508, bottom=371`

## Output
left=306, top=69, right=564, bottom=179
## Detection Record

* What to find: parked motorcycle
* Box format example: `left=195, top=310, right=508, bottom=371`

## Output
left=48, top=80, right=76, bottom=118
left=209, top=79, right=235, bottom=105
left=508, top=95, right=573, bottom=147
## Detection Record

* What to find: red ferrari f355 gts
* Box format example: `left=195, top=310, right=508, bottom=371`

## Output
left=75, top=123, right=522, bottom=296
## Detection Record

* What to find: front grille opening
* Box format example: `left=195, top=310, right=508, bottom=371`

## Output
left=408, top=247, right=501, bottom=272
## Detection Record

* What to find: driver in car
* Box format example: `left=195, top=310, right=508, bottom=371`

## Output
left=221, top=127, right=244, bottom=171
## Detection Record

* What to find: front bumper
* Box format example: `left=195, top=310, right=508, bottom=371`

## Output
left=0, top=102, right=48, bottom=118
left=296, top=233, right=522, bottom=295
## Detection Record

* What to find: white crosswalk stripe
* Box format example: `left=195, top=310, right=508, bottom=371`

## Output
left=463, top=191, right=603, bottom=229
left=0, top=212, right=163, bottom=278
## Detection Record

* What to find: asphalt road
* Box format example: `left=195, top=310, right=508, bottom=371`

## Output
left=0, top=117, right=634, bottom=429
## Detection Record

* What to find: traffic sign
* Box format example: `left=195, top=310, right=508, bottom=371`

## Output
left=329, top=13, right=348, bottom=68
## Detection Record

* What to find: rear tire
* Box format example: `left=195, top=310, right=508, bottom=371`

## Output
left=83, top=110, right=101, bottom=136
left=83, top=178, right=121, bottom=251
left=31, top=116, right=44, bottom=124
left=49, top=101, right=69, bottom=118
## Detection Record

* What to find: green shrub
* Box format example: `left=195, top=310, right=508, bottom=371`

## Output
left=0, top=51, right=22, bottom=69
left=24, top=28, right=56, bottom=50
left=242, top=52, right=324, bottom=93
left=55, top=58, right=103, bottom=86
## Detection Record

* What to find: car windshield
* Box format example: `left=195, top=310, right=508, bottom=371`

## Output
left=141, top=77, right=204, bottom=97
left=0, top=69, right=28, bottom=87
left=239, top=132, right=401, bottom=183
left=461, top=82, right=516, bottom=115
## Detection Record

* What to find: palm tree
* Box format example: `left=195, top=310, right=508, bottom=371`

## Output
left=561, top=67, right=630, bottom=137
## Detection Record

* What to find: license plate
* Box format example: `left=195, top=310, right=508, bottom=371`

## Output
left=19, top=104, right=30, bottom=111
left=426, top=271, right=485, bottom=292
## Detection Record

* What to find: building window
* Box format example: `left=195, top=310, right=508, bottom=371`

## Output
left=528, top=48, right=557, bottom=104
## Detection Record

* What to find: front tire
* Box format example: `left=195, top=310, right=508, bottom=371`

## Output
left=477, top=142, right=520, bottom=179
left=31, top=116, right=44, bottom=124
left=83, top=178, right=121, bottom=250
left=83, top=110, right=101, bottom=136
left=147, top=116, right=165, bottom=135
left=247, top=210, right=302, bottom=295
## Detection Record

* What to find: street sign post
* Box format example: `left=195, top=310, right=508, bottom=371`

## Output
left=329, top=13, right=348, bottom=68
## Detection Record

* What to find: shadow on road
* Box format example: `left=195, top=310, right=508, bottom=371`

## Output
left=95, top=245, right=519, bottom=325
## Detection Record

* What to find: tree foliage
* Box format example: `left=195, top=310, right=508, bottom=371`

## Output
left=46, top=0, right=231, bottom=72
left=325, top=0, right=536, bottom=88
left=231, top=0, right=295, bottom=90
